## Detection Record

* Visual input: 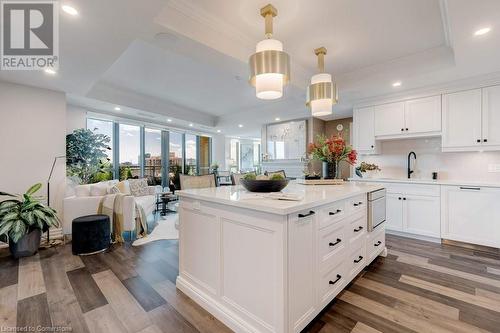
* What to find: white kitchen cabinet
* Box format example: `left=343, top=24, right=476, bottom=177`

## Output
left=404, top=96, right=441, bottom=135
left=442, top=89, right=482, bottom=150
left=404, top=195, right=440, bottom=238
left=441, top=185, right=500, bottom=248
left=384, top=184, right=440, bottom=238
left=373, top=96, right=442, bottom=139
left=374, top=102, right=405, bottom=137
left=386, top=193, right=403, bottom=232
left=353, top=107, right=378, bottom=154
left=482, top=85, right=500, bottom=147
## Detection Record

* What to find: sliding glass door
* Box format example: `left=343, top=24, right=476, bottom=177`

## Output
left=144, top=128, right=162, bottom=185
left=169, top=131, right=184, bottom=189
left=119, top=124, right=141, bottom=180
left=185, top=134, right=197, bottom=175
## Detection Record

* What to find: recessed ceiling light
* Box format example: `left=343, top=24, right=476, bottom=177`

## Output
left=474, top=27, right=491, bottom=36
left=189, top=123, right=193, bottom=127
left=392, top=81, right=402, bottom=87
left=167, top=118, right=172, bottom=122
left=216, top=129, right=221, bottom=133
left=44, top=68, right=56, bottom=75
left=62, top=5, right=78, bottom=16
left=238, top=124, right=243, bottom=128
left=275, top=117, right=281, bottom=121
left=114, top=106, right=121, bottom=111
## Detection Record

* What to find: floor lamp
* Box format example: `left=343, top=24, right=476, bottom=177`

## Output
left=46, top=155, right=66, bottom=246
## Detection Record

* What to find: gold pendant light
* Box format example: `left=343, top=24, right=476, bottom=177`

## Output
left=249, top=4, right=290, bottom=100
left=307, top=47, right=338, bottom=117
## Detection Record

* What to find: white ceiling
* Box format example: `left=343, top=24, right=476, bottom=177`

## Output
left=1, top=0, right=500, bottom=138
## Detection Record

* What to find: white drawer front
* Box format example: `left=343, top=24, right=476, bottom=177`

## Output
left=347, top=194, right=367, bottom=214
left=319, top=201, right=346, bottom=229
left=348, top=243, right=366, bottom=279
left=384, top=182, right=440, bottom=197
left=367, top=226, right=386, bottom=262
left=318, top=258, right=346, bottom=306
left=318, top=223, right=347, bottom=271
left=348, top=213, right=367, bottom=244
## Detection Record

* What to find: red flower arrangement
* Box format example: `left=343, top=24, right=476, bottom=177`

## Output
left=308, top=133, right=357, bottom=165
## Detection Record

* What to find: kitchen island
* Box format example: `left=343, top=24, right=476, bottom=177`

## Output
left=176, top=182, right=386, bottom=333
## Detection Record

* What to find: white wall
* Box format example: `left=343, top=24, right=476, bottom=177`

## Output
left=358, top=138, right=500, bottom=182
left=211, top=134, right=226, bottom=170
left=66, top=105, right=87, bottom=133
left=0, top=81, right=66, bottom=219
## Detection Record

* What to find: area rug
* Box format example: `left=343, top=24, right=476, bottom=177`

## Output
left=132, top=214, right=179, bottom=246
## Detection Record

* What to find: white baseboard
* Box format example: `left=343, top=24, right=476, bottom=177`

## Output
left=176, top=276, right=259, bottom=333
left=386, top=229, right=441, bottom=243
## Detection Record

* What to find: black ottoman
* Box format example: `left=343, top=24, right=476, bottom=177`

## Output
left=72, top=215, right=110, bottom=255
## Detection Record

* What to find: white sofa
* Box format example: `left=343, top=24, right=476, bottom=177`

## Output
left=63, top=179, right=160, bottom=235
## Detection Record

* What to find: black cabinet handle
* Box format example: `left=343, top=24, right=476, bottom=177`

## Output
left=354, top=202, right=363, bottom=206
left=329, top=274, right=342, bottom=285
left=484, top=139, right=488, bottom=142
left=374, top=240, right=382, bottom=247
left=298, top=210, right=315, bottom=218
left=371, top=145, right=374, bottom=148
left=405, top=128, right=409, bottom=131
left=329, top=209, right=342, bottom=215
left=329, top=238, right=342, bottom=247
left=403, top=197, right=406, bottom=200
left=401, top=128, right=404, bottom=132
left=398, top=197, right=402, bottom=200
left=477, top=139, right=481, bottom=143
left=460, top=186, right=480, bottom=191
left=354, top=256, right=363, bottom=263
left=354, top=226, right=363, bottom=232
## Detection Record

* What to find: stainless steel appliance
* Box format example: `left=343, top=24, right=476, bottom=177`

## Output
left=367, top=188, right=386, bottom=231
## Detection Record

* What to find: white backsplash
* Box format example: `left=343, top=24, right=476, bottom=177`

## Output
left=359, top=138, right=500, bottom=182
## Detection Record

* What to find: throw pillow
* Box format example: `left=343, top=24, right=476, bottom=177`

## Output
left=116, top=180, right=131, bottom=195
left=90, top=184, right=108, bottom=196
left=129, top=178, right=150, bottom=197
left=74, top=185, right=91, bottom=197
left=109, top=185, right=121, bottom=194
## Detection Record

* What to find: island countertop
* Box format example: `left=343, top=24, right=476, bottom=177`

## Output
left=177, top=181, right=384, bottom=215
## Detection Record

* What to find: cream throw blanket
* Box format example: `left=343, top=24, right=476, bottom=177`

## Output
left=98, top=194, right=148, bottom=243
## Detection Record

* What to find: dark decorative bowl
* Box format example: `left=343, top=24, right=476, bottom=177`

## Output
left=240, top=179, right=290, bottom=192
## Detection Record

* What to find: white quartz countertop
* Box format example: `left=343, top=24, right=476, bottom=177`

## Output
left=177, top=181, right=384, bottom=215
left=349, top=177, right=500, bottom=188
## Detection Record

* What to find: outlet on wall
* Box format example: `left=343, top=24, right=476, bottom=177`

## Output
left=487, top=164, right=500, bottom=172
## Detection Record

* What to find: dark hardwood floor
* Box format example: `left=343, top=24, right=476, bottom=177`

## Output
left=1, top=234, right=500, bottom=332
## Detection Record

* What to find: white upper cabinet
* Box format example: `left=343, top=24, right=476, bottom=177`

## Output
left=353, top=107, right=378, bottom=154
left=373, top=96, right=441, bottom=139
left=374, top=102, right=405, bottom=137
left=482, top=85, right=500, bottom=147
left=404, top=96, right=441, bottom=135
left=442, top=86, right=500, bottom=152
left=442, top=89, right=482, bottom=150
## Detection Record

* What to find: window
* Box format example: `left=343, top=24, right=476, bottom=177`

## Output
left=119, top=124, right=140, bottom=180
left=169, top=131, right=183, bottom=189
left=86, top=118, right=113, bottom=181
left=144, top=128, right=162, bottom=185
left=198, top=136, right=211, bottom=175
left=185, top=134, right=197, bottom=175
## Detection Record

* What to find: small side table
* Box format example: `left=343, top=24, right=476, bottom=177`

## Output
left=155, top=192, right=178, bottom=216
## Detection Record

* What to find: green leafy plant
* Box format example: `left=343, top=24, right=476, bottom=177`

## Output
left=0, top=183, right=60, bottom=243
left=66, top=129, right=112, bottom=184
left=269, top=174, right=285, bottom=180
left=243, top=173, right=257, bottom=180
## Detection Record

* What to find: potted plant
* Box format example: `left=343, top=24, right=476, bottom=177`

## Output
left=0, top=183, right=60, bottom=258
left=355, top=162, right=381, bottom=178
left=308, top=134, right=357, bottom=179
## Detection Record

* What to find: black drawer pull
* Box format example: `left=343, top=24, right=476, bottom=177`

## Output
left=405, top=128, right=409, bottom=131
left=298, top=210, right=315, bottom=218
left=354, top=226, right=363, bottom=232
left=329, top=238, right=342, bottom=247
left=484, top=139, right=488, bottom=142
left=329, top=274, right=342, bottom=285
left=353, top=202, right=363, bottom=206
left=354, top=256, right=363, bottom=263
left=374, top=240, right=382, bottom=247
left=329, top=209, right=342, bottom=215
left=398, top=197, right=402, bottom=200
left=477, top=139, right=481, bottom=143
left=401, top=128, right=404, bottom=132
left=403, top=197, right=406, bottom=200
left=460, top=186, right=480, bottom=191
